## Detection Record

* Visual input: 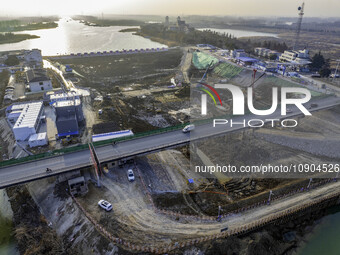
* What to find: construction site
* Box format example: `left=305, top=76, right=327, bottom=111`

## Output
left=1, top=41, right=335, bottom=254
left=0, top=2, right=340, bottom=254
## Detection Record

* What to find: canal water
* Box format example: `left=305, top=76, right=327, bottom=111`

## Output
left=297, top=205, right=340, bottom=255
left=0, top=189, right=18, bottom=255
left=0, top=17, right=167, bottom=56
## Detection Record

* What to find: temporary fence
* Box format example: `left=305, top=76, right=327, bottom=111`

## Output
left=135, top=161, right=337, bottom=223
left=71, top=184, right=340, bottom=254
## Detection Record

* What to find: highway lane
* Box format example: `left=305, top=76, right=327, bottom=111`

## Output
left=97, top=96, right=340, bottom=162
left=0, top=149, right=92, bottom=188
left=0, top=96, right=339, bottom=188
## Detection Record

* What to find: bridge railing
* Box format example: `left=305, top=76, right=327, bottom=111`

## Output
left=0, top=122, right=193, bottom=168
left=0, top=95, right=334, bottom=169
left=0, top=143, right=89, bottom=168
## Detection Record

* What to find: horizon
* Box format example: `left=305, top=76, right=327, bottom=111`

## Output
left=1, top=0, right=340, bottom=19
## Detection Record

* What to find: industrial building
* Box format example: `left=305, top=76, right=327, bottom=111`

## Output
left=254, top=47, right=281, bottom=59
left=230, top=49, right=247, bottom=59
left=0, top=49, right=42, bottom=73
left=26, top=68, right=53, bottom=92
left=6, top=101, right=45, bottom=142
left=279, top=49, right=311, bottom=65
left=45, top=90, right=80, bottom=104
left=236, top=57, right=259, bottom=66
left=28, top=133, right=48, bottom=148
left=164, top=16, right=191, bottom=33
left=254, top=62, right=278, bottom=72
left=68, top=176, right=88, bottom=196
left=53, top=96, right=84, bottom=138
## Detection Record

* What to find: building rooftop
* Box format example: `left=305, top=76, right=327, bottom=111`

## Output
left=28, top=132, right=47, bottom=141
left=49, top=91, right=80, bottom=102
left=54, top=99, right=81, bottom=108
left=12, top=102, right=43, bottom=129
left=26, top=68, right=50, bottom=83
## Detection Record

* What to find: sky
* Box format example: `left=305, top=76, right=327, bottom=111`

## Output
left=1, top=0, right=340, bottom=18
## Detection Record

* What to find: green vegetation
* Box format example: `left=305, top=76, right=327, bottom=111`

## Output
left=0, top=33, right=39, bottom=44
left=0, top=214, right=13, bottom=249
left=192, top=52, right=218, bottom=69
left=138, top=23, right=246, bottom=49
left=4, top=55, right=19, bottom=66
left=213, top=62, right=242, bottom=79
left=311, top=51, right=331, bottom=77
left=74, top=15, right=144, bottom=27
left=0, top=21, right=58, bottom=32
left=119, top=28, right=139, bottom=33
left=0, top=70, right=10, bottom=106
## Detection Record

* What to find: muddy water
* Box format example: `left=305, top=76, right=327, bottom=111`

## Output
left=0, top=189, right=18, bottom=255
left=0, top=17, right=167, bottom=56
left=297, top=205, right=340, bottom=255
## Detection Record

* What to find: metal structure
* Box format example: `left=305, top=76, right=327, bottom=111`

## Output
left=89, top=143, right=101, bottom=187
left=294, top=2, right=305, bottom=50
left=333, top=59, right=340, bottom=83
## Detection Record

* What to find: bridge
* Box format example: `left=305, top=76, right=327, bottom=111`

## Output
left=0, top=96, right=339, bottom=188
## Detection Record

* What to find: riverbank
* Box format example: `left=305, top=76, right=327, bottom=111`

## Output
left=6, top=185, right=74, bottom=255
left=0, top=22, right=58, bottom=33
left=134, top=31, right=179, bottom=47
left=0, top=33, right=39, bottom=45
left=119, top=27, right=139, bottom=33
left=73, top=15, right=144, bottom=27
left=0, top=189, right=17, bottom=255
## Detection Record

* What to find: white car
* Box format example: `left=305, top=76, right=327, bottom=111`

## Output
left=127, top=169, right=135, bottom=182
left=182, top=124, right=195, bottom=133
left=98, top=200, right=112, bottom=211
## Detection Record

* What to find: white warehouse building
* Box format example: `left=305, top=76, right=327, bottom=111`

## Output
left=8, top=102, right=44, bottom=141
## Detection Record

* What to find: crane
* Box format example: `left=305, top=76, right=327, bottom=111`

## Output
left=294, top=2, right=305, bottom=50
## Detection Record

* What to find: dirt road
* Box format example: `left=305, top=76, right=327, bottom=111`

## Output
left=82, top=169, right=340, bottom=248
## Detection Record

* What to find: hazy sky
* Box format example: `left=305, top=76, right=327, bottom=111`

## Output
left=1, top=0, right=340, bottom=17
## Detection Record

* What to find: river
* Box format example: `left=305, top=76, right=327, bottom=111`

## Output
left=0, top=18, right=167, bottom=56
left=296, top=205, right=340, bottom=255
left=197, top=27, right=278, bottom=38
left=0, top=189, right=18, bottom=255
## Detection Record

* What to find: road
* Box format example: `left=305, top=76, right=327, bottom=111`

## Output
left=81, top=170, right=340, bottom=248
left=0, top=96, right=339, bottom=188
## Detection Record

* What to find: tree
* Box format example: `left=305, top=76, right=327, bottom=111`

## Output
left=319, top=58, right=331, bottom=77
left=4, top=55, right=19, bottom=66
left=310, top=51, right=325, bottom=69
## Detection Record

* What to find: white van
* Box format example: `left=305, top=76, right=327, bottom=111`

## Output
left=182, top=124, right=195, bottom=133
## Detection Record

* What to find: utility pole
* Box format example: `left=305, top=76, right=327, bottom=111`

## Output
left=335, top=171, right=339, bottom=182
left=217, top=205, right=222, bottom=221
left=307, top=178, right=312, bottom=189
left=267, top=190, right=273, bottom=205
left=333, top=59, right=340, bottom=83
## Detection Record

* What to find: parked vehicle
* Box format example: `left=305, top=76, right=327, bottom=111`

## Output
left=98, top=200, right=113, bottom=211
left=182, top=124, right=195, bottom=133
left=127, top=169, right=135, bottom=182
